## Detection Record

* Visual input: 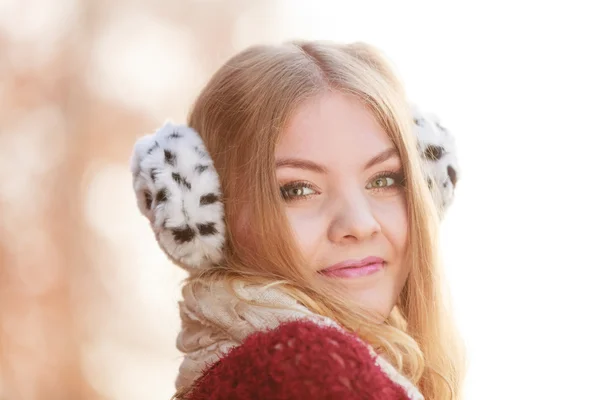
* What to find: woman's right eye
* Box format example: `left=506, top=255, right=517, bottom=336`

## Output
left=280, top=183, right=317, bottom=201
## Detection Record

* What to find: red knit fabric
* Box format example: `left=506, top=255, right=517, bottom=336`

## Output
left=183, top=320, right=411, bottom=400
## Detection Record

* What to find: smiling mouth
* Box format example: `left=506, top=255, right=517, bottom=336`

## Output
left=319, top=256, right=385, bottom=279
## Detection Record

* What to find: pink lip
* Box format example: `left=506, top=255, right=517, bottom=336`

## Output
left=320, top=256, right=385, bottom=278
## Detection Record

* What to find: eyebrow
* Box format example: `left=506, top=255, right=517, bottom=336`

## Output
left=275, top=147, right=399, bottom=173
left=364, top=147, right=398, bottom=170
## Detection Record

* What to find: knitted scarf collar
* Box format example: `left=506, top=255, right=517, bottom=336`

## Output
left=175, top=280, right=424, bottom=400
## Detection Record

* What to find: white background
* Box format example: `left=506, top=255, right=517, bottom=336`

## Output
left=278, top=1, right=600, bottom=398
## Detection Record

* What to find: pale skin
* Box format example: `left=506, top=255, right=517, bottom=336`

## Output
left=275, top=91, right=410, bottom=318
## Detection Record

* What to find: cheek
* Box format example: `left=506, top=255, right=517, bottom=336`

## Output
left=377, top=195, right=409, bottom=249
left=377, top=196, right=410, bottom=291
left=285, top=209, right=325, bottom=265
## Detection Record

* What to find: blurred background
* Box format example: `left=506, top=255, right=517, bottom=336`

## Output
left=1, top=0, right=598, bottom=399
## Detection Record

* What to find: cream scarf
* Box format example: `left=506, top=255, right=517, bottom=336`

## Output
left=175, top=280, right=424, bottom=400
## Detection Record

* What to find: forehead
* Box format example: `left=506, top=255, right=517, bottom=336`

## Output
left=276, top=92, right=394, bottom=162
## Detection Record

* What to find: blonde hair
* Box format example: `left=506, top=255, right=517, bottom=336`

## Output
left=183, top=40, right=465, bottom=399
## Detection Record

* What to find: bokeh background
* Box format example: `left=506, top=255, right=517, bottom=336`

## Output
left=1, top=1, right=599, bottom=399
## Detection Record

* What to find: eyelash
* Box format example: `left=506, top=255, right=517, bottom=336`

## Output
left=279, top=171, right=405, bottom=202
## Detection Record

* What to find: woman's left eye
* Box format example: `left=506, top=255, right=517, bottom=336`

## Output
left=366, top=173, right=402, bottom=189
left=367, top=176, right=395, bottom=188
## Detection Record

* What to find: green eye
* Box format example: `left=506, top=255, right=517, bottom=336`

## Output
left=367, top=176, right=395, bottom=189
left=280, top=184, right=316, bottom=200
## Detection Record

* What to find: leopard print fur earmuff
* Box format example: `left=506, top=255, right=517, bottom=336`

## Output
left=130, top=108, right=459, bottom=271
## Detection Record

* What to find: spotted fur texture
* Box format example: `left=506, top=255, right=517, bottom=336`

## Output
left=131, top=108, right=460, bottom=271
left=411, top=105, right=460, bottom=217
left=131, top=122, right=225, bottom=271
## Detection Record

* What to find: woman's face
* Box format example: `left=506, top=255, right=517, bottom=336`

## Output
left=275, top=91, right=410, bottom=318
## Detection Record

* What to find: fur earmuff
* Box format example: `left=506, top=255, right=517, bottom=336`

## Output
left=411, top=105, right=460, bottom=217
left=131, top=106, right=460, bottom=271
left=131, top=122, right=225, bottom=271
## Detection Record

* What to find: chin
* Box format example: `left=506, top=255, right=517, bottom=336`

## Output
left=343, top=284, right=398, bottom=321
left=316, top=263, right=406, bottom=320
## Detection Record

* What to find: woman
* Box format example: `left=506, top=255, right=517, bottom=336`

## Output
left=131, top=40, right=464, bottom=399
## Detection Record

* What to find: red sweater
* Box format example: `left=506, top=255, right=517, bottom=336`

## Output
left=183, top=320, right=412, bottom=400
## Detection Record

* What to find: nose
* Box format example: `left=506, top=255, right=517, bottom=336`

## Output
left=328, top=195, right=381, bottom=244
